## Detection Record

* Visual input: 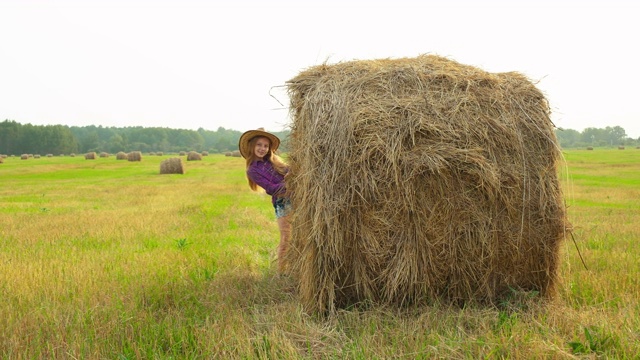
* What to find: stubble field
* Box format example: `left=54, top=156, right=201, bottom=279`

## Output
left=0, top=149, right=638, bottom=359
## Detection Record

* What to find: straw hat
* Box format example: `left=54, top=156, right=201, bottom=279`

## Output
left=238, top=128, right=281, bottom=159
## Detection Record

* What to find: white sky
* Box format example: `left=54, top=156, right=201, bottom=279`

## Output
left=1, top=0, right=639, bottom=138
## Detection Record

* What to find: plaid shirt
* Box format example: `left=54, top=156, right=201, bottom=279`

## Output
left=247, top=160, right=287, bottom=205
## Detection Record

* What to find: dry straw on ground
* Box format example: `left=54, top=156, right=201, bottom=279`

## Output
left=159, top=157, right=185, bottom=174
left=285, top=54, right=568, bottom=315
left=127, top=151, right=142, bottom=162
left=187, top=151, right=202, bottom=161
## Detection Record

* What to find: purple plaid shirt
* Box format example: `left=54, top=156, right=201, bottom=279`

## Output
left=247, top=160, right=287, bottom=205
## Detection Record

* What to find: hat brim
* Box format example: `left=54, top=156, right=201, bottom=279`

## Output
left=238, top=129, right=281, bottom=159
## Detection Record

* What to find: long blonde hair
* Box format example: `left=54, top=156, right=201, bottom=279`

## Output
left=245, top=136, right=289, bottom=191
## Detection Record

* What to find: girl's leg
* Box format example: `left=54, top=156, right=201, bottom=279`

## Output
left=276, top=215, right=291, bottom=273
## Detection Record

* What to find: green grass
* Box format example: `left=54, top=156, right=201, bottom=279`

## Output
left=1, top=150, right=639, bottom=359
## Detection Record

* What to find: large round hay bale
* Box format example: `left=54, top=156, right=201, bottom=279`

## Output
left=0, top=157, right=3, bottom=164
left=20, top=154, right=28, bottom=160
left=70, top=153, right=76, bottom=157
left=186, top=151, right=202, bottom=161
left=34, top=154, right=41, bottom=159
left=46, top=154, right=53, bottom=158
left=586, top=147, right=594, bottom=150
left=201, top=151, right=209, bottom=156
left=85, top=152, right=96, bottom=160
left=127, top=151, right=142, bottom=162
left=116, top=151, right=127, bottom=160
left=179, top=151, right=186, bottom=156
left=285, top=55, right=568, bottom=314
left=99, top=152, right=109, bottom=158
left=618, top=146, right=625, bottom=150
left=159, top=157, right=185, bottom=174
left=156, top=151, right=164, bottom=156
left=224, top=151, right=232, bottom=157
left=231, top=150, right=241, bottom=157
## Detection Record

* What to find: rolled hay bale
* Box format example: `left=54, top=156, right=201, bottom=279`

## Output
left=127, top=151, right=142, bottom=162
left=46, top=154, right=53, bottom=158
left=34, top=154, right=41, bottom=158
left=618, top=146, right=625, bottom=150
left=225, top=151, right=232, bottom=157
left=116, top=151, right=128, bottom=160
left=0, top=157, right=3, bottom=164
left=179, top=151, right=186, bottom=156
left=99, top=152, right=109, bottom=158
left=231, top=150, right=242, bottom=157
left=636, top=146, right=640, bottom=149
left=149, top=152, right=156, bottom=156
left=159, top=157, right=185, bottom=174
left=85, top=152, right=96, bottom=160
left=70, top=153, right=76, bottom=157
left=586, top=147, right=594, bottom=150
left=187, top=151, right=202, bottom=161
left=201, top=151, right=209, bottom=156
left=156, top=151, right=164, bottom=156
left=20, top=154, right=28, bottom=160
left=285, top=54, right=568, bottom=314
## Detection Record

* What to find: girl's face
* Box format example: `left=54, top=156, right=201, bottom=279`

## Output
left=253, top=137, right=270, bottom=160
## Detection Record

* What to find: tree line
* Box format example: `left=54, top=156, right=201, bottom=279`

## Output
left=0, top=120, right=290, bottom=155
left=1, top=120, right=636, bottom=155
left=554, top=125, right=638, bottom=148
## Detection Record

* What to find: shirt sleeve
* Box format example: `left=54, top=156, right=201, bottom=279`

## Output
left=247, top=166, right=285, bottom=196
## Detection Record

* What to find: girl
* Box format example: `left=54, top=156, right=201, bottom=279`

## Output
left=238, top=128, right=291, bottom=273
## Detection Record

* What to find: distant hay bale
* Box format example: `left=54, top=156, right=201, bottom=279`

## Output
left=116, top=152, right=127, bottom=160
left=285, top=54, right=568, bottom=314
left=187, top=151, right=202, bottom=161
left=231, top=150, right=241, bottom=157
left=127, top=151, right=142, bottom=162
left=179, top=151, right=186, bottom=156
left=20, top=154, right=28, bottom=160
left=85, top=152, right=96, bottom=160
left=618, top=146, right=625, bottom=150
left=225, top=152, right=232, bottom=157
left=586, top=147, right=594, bottom=150
left=59, top=154, right=64, bottom=157
left=70, top=153, right=76, bottom=157
left=159, top=157, right=185, bottom=174
left=99, top=152, right=109, bottom=158
left=201, top=151, right=209, bottom=156
left=636, top=146, right=640, bottom=149
left=156, top=151, right=164, bottom=156
left=0, top=157, right=3, bottom=164
left=34, top=154, right=41, bottom=158
left=46, top=154, right=53, bottom=158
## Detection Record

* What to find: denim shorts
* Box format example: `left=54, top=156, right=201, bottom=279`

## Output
left=274, top=197, right=292, bottom=219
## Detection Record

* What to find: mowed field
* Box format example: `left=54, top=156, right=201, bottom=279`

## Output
left=0, top=149, right=638, bottom=359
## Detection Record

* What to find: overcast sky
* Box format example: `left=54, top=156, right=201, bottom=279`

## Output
left=1, top=0, right=639, bottom=138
